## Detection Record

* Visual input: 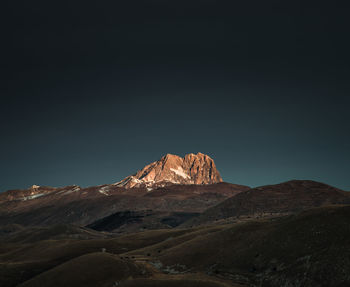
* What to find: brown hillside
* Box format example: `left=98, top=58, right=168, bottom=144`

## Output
left=184, top=180, right=350, bottom=226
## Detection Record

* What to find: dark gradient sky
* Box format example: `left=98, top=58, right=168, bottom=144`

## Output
left=2, top=1, right=350, bottom=192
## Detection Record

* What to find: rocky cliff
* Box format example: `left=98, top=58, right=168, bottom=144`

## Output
left=115, top=152, right=223, bottom=188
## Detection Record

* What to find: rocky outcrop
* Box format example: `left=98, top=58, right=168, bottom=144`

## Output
left=115, top=153, right=223, bottom=188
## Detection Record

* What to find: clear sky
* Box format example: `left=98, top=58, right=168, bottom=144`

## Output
left=2, top=1, right=349, bottom=191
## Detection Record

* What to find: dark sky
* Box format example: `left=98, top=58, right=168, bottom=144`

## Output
left=2, top=1, right=350, bottom=192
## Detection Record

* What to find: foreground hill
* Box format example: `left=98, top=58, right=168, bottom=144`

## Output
left=17, top=252, right=145, bottom=287
left=183, top=180, right=350, bottom=227
left=0, top=224, right=227, bottom=287
left=127, top=205, right=350, bottom=287
left=1, top=205, right=349, bottom=287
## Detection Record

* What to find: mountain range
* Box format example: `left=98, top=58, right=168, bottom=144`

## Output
left=0, top=153, right=248, bottom=229
left=1, top=153, right=350, bottom=287
left=1, top=153, right=349, bottom=231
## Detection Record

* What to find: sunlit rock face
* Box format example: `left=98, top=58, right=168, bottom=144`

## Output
left=115, top=152, right=223, bottom=188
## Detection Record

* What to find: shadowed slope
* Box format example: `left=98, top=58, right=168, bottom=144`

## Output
left=119, top=278, right=231, bottom=287
left=0, top=224, right=109, bottom=244
left=0, top=227, right=198, bottom=287
left=142, top=205, right=350, bottom=286
left=0, top=183, right=248, bottom=227
left=18, top=252, right=144, bottom=287
left=1, top=205, right=350, bottom=287
left=184, top=180, right=350, bottom=226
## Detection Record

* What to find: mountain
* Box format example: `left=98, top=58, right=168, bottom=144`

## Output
left=1, top=162, right=350, bottom=287
left=115, top=153, right=223, bottom=188
left=183, top=180, right=350, bottom=227
left=0, top=182, right=248, bottom=228
left=0, top=153, right=247, bottom=228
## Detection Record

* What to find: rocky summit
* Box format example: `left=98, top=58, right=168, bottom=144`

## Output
left=115, top=152, right=223, bottom=188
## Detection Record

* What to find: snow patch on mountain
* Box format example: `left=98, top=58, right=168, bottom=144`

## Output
left=99, top=186, right=109, bottom=196
left=170, top=167, right=190, bottom=179
left=21, top=193, right=45, bottom=201
left=57, top=186, right=81, bottom=195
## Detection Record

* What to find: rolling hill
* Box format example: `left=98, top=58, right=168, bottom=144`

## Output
left=183, top=180, right=350, bottom=227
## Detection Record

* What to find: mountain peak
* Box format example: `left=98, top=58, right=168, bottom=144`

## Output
left=115, top=153, right=223, bottom=188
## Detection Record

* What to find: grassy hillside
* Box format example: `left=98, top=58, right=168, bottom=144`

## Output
left=0, top=226, right=203, bottom=287
left=140, top=205, right=350, bottom=286
left=1, top=205, right=350, bottom=287
left=18, top=252, right=144, bottom=287
left=184, top=180, right=350, bottom=227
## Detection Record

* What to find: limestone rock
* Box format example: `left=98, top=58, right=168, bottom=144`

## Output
left=115, top=152, right=223, bottom=188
